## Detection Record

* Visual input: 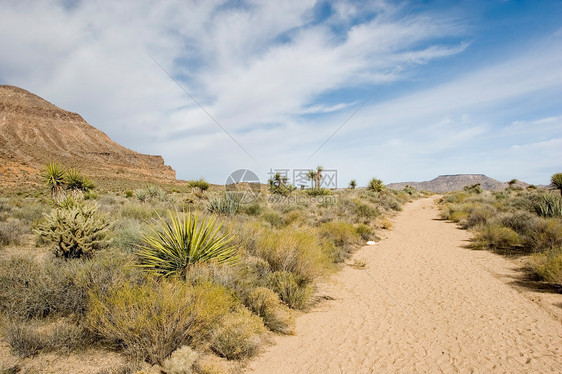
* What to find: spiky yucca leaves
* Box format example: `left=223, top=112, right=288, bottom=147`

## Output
left=551, top=173, right=562, bottom=197
left=349, top=179, right=357, bottom=189
left=64, top=168, right=95, bottom=192
left=138, top=211, right=237, bottom=277
left=35, top=201, right=112, bottom=259
left=367, top=178, right=385, bottom=192
left=40, top=163, right=66, bottom=200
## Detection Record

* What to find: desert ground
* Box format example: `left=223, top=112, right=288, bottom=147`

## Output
left=246, top=197, right=562, bottom=373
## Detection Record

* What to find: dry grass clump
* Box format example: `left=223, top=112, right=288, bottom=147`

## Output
left=211, top=307, right=266, bottom=360
left=194, top=354, right=232, bottom=374
left=0, top=219, right=27, bottom=248
left=5, top=320, right=89, bottom=357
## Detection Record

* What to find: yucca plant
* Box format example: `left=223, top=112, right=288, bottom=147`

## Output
left=64, top=168, right=95, bottom=192
left=535, top=194, right=562, bottom=217
left=349, top=180, right=357, bottom=190
left=137, top=211, right=237, bottom=277
left=207, top=194, right=241, bottom=215
left=551, top=173, right=562, bottom=197
left=40, top=163, right=66, bottom=200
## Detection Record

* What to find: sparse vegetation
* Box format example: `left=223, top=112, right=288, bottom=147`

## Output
left=439, top=177, right=562, bottom=287
left=0, top=165, right=414, bottom=370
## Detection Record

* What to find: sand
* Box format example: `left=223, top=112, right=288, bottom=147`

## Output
left=246, top=197, right=562, bottom=373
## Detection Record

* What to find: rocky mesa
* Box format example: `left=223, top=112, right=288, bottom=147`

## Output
left=386, top=174, right=529, bottom=193
left=0, top=85, right=176, bottom=187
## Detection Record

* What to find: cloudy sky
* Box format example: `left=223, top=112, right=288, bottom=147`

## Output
left=1, top=0, right=561, bottom=186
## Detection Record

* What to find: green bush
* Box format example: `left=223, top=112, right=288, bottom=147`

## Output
left=86, top=281, right=234, bottom=364
left=211, top=307, right=266, bottom=360
left=320, top=221, right=360, bottom=262
left=121, top=203, right=158, bottom=220
left=465, top=204, right=497, bottom=228
left=355, top=224, right=373, bottom=241
left=268, top=271, right=314, bottom=310
left=190, top=179, right=210, bottom=191
left=243, top=202, right=264, bottom=216
left=474, top=225, right=522, bottom=250
left=138, top=211, right=237, bottom=277
left=261, top=211, right=286, bottom=228
left=111, top=218, right=145, bottom=251
left=532, top=248, right=562, bottom=285
left=35, top=201, right=112, bottom=259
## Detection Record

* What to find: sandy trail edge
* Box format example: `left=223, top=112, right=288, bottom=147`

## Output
left=245, top=198, right=562, bottom=373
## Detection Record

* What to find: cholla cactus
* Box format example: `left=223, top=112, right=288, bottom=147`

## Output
left=35, top=201, right=112, bottom=259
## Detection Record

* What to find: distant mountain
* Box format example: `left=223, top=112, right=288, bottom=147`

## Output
left=0, top=85, right=176, bottom=187
left=386, top=174, right=529, bottom=193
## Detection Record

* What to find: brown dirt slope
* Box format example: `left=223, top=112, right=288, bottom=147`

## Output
left=0, top=85, right=175, bottom=187
left=246, top=198, right=562, bottom=373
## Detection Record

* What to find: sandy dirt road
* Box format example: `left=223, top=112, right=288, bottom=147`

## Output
left=246, top=198, right=562, bottom=373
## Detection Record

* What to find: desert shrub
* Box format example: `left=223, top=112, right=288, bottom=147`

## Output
left=86, top=281, right=234, bottom=364
left=380, top=218, right=393, bottom=230
left=245, top=287, right=294, bottom=334
left=207, top=194, right=241, bottom=215
left=163, top=345, right=199, bottom=374
left=243, top=202, right=263, bottom=216
left=261, top=211, right=286, bottom=228
left=0, top=219, right=27, bottom=247
left=253, top=228, right=329, bottom=281
left=465, top=204, right=497, bottom=228
left=13, top=203, right=48, bottom=224
left=355, top=224, right=373, bottom=240
left=535, top=194, right=562, bottom=217
left=525, top=218, right=562, bottom=252
left=190, top=179, right=210, bottom=192
left=194, top=354, right=231, bottom=374
left=111, top=218, right=145, bottom=251
left=211, top=307, right=266, bottom=360
left=0, top=256, right=85, bottom=319
left=125, top=190, right=134, bottom=198
left=138, top=211, right=237, bottom=277
left=268, top=271, right=314, bottom=310
left=35, top=201, right=112, bottom=259
left=5, top=320, right=89, bottom=357
left=474, top=225, right=522, bottom=250
left=121, top=203, right=158, bottom=220
left=320, top=221, right=360, bottom=262
left=463, top=183, right=483, bottom=194
left=531, top=248, right=562, bottom=285
left=73, top=250, right=146, bottom=298
left=449, top=211, right=469, bottom=223
left=376, top=193, right=402, bottom=211
left=442, top=191, right=469, bottom=204
left=354, top=201, right=379, bottom=219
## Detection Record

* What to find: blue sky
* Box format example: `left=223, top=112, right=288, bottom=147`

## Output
left=1, top=0, right=561, bottom=186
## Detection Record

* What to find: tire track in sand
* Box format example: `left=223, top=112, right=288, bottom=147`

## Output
left=246, top=197, right=562, bottom=373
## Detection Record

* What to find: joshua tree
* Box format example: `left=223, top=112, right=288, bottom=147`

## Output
left=508, top=179, right=518, bottom=187
left=367, top=177, right=385, bottom=192
left=315, top=165, right=324, bottom=189
left=306, top=170, right=317, bottom=189
left=551, top=173, right=562, bottom=196
left=40, top=163, right=66, bottom=200
left=349, top=179, right=357, bottom=189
